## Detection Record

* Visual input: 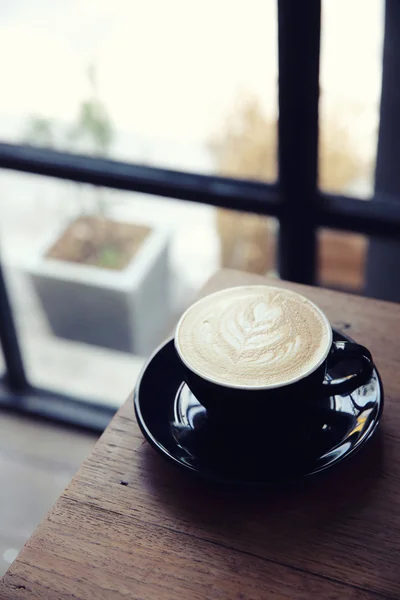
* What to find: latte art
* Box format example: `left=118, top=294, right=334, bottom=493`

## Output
left=176, top=286, right=332, bottom=388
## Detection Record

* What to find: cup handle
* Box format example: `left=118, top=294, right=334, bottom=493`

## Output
left=322, top=341, right=373, bottom=396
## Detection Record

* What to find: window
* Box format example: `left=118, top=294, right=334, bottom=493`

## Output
left=1, top=1, right=400, bottom=431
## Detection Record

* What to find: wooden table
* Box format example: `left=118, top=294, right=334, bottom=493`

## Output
left=2, top=269, right=400, bottom=600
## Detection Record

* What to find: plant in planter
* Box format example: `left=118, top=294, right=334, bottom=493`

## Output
left=25, top=67, right=170, bottom=356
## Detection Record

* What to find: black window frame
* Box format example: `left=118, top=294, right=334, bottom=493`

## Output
left=0, top=0, right=399, bottom=432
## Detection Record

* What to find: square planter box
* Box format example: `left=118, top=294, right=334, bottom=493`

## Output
left=26, top=223, right=170, bottom=357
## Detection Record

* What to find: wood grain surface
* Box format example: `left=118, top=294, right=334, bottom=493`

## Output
left=2, top=269, right=400, bottom=600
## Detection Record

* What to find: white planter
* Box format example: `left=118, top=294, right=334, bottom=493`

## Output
left=26, top=224, right=170, bottom=357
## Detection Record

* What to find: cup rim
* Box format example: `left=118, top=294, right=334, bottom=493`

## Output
left=174, top=285, right=333, bottom=391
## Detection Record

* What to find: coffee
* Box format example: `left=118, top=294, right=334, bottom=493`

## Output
left=175, top=286, right=332, bottom=389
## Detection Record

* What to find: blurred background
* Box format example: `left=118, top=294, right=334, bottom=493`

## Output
left=0, top=0, right=382, bottom=406
left=0, top=0, right=389, bottom=575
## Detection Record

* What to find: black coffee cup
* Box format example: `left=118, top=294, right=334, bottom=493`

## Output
left=176, top=339, right=372, bottom=425
left=174, top=289, right=373, bottom=428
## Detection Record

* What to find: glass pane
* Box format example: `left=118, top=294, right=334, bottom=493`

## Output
left=0, top=0, right=277, bottom=181
left=217, top=210, right=278, bottom=276
left=0, top=304, right=4, bottom=379
left=319, top=0, right=384, bottom=196
left=317, top=228, right=367, bottom=292
left=0, top=169, right=221, bottom=407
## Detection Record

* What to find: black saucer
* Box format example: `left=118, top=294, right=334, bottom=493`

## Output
left=134, top=330, right=384, bottom=485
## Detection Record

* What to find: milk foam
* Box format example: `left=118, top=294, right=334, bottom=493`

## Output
left=176, top=286, right=331, bottom=388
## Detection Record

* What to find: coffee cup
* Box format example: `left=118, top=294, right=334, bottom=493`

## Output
left=174, top=285, right=373, bottom=427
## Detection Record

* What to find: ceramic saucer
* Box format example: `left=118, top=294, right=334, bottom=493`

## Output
left=134, top=330, right=383, bottom=485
